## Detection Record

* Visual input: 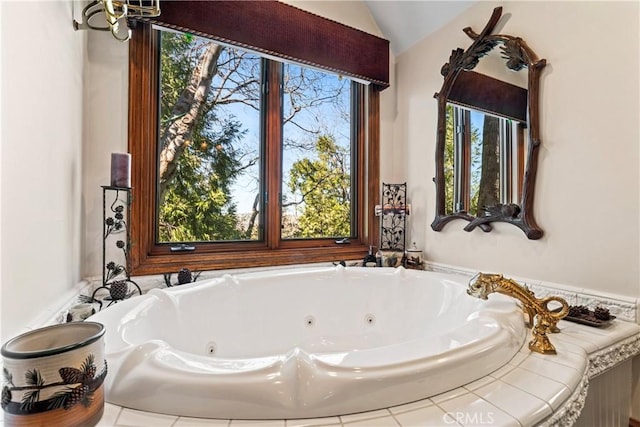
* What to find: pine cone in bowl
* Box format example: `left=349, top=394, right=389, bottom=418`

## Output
left=593, top=306, right=611, bottom=321
left=568, top=305, right=587, bottom=318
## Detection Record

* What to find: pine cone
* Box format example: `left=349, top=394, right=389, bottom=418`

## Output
left=64, top=385, right=89, bottom=409
left=109, top=281, right=128, bottom=300
left=177, top=268, right=193, bottom=285
left=568, top=306, right=582, bottom=317
left=84, top=364, right=97, bottom=381
left=59, top=367, right=84, bottom=384
left=2, top=386, right=11, bottom=408
left=594, top=306, right=611, bottom=321
left=569, top=305, right=591, bottom=317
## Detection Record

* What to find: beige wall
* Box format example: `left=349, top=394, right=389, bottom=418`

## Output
left=397, top=1, right=640, bottom=298
left=1, top=1, right=87, bottom=341
left=82, top=29, right=129, bottom=281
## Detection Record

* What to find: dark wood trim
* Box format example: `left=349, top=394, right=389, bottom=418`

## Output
left=127, top=24, right=378, bottom=276
left=354, top=83, right=367, bottom=243
left=367, top=87, right=381, bottom=248
left=629, top=417, right=640, bottom=427
left=128, top=23, right=159, bottom=273
left=516, top=124, right=525, bottom=200
left=136, top=0, right=389, bottom=88
left=449, top=71, right=527, bottom=123
left=264, top=60, right=282, bottom=250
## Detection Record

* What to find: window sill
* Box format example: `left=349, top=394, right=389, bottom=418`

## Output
left=131, top=243, right=370, bottom=276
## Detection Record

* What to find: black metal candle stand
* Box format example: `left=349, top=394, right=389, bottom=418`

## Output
left=90, top=186, right=141, bottom=308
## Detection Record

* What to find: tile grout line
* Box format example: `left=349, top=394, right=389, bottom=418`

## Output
left=516, top=360, right=581, bottom=389
left=466, top=387, right=525, bottom=427
left=429, top=398, right=464, bottom=427
left=387, top=410, right=403, bottom=426
left=112, top=406, right=124, bottom=426
left=485, top=373, right=564, bottom=412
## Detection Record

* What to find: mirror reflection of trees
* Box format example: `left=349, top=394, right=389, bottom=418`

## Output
left=476, top=114, right=501, bottom=215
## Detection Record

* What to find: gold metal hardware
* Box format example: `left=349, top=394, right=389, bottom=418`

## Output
left=467, top=273, right=569, bottom=354
left=73, top=0, right=161, bottom=42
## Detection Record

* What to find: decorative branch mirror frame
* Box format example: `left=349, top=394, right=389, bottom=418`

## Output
left=431, top=7, right=546, bottom=239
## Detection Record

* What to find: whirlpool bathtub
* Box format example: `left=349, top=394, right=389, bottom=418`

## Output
left=91, top=266, right=526, bottom=419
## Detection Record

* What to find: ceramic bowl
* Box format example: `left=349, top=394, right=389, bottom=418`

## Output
left=380, top=250, right=404, bottom=267
left=1, top=322, right=106, bottom=427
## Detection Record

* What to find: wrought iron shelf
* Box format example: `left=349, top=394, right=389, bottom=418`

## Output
left=377, top=183, right=409, bottom=252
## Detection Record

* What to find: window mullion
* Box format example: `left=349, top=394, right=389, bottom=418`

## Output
left=264, top=60, right=283, bottom=249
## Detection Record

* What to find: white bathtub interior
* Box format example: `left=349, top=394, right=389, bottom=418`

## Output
left=91, top=266, right=526, bottom=419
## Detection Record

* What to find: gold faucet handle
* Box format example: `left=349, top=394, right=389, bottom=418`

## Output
left=542, top=295, right=570, bottom=320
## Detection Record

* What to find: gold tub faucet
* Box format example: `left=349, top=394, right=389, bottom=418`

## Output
left=467, top=273, right=569, bottom=354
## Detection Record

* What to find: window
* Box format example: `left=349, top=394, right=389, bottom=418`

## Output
left=128, top=24, right=381, bottom=275
left=444, top=104, right=524, bottom=216
left=157, top=33, right=263, bottom=243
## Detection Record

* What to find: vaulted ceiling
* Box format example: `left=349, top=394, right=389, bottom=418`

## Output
left=363, top=1, right=475, bottom=55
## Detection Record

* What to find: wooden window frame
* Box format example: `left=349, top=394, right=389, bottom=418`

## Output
left=128, top=24, right=380, bottom=275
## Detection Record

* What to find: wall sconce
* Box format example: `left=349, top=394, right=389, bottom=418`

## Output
left=73, top=0, right=161, bottom=42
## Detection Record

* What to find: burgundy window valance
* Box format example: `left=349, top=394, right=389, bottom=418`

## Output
left=448, top=71, right=528, bottom=123
left=135, top=0, right=390, bottom=89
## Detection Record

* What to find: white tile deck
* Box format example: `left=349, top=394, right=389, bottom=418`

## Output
left=392, top=403, right=459, bottom=427
left=499, top=367, right=571, bottom=410
left=436, top=391, right=520, bottom=427
left=473, top=380, right=552, bottom=426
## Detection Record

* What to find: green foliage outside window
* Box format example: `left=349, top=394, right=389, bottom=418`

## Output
left=156, top=31, right=353, bottom=243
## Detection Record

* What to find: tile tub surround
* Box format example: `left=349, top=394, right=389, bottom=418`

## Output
left=66, top=261, right=639, bottom=327
left=0, top=318, right=629, bottom=427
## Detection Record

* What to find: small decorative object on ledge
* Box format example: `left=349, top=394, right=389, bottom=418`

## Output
left=88, top=186, right=141, bottom=308
left=363, top=246, right=378, bottom=267
left=375, top=183, right=410, bottom=267
left=563, top=305, right=616, bottom=327
left=1, top=322, right=107, bottom=427
left=405, top=242, right=424, bottom=270
left=467, top=273, right=569, bottom=354
left=163, top=267, right=202, bottom=287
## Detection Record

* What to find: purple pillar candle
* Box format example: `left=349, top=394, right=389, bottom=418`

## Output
left=110, top=153, right=131, bottom=188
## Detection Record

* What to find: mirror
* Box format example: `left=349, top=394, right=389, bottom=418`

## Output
left=432, top=7, right=546, bottom=239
